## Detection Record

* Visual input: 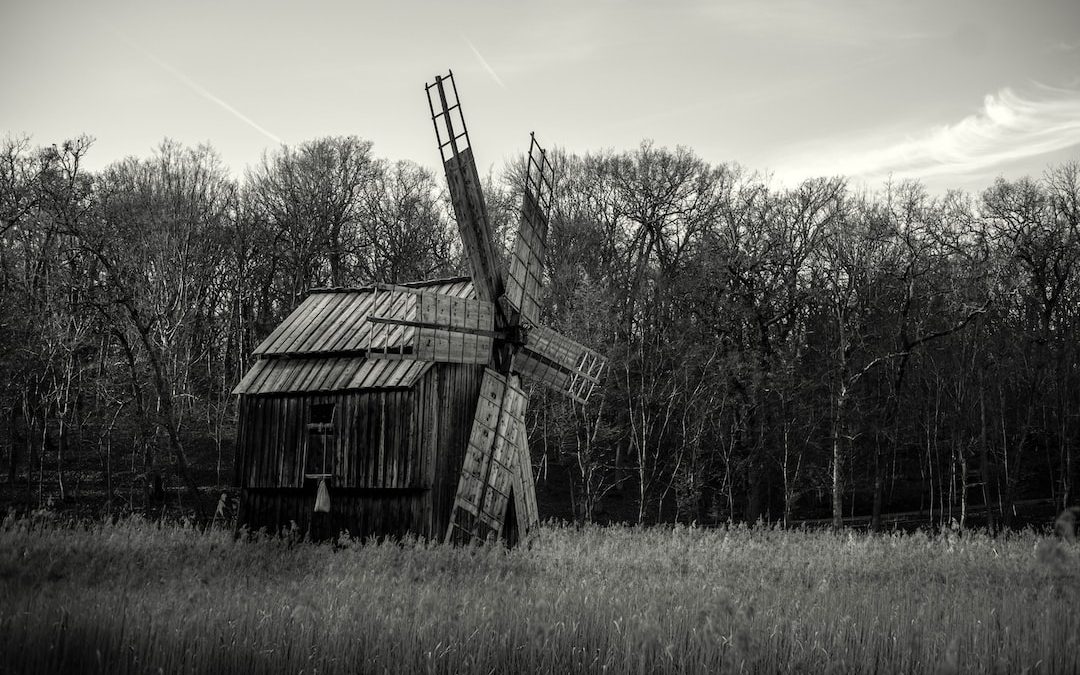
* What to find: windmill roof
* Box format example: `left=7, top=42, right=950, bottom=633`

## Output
left=254, top=276, right=474, bottom=356
left=232, top=276, right=475, bottom=396
left=232, top=357, right=431, bottom=395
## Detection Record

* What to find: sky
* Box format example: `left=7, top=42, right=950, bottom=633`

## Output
left=2, top=0, right=1079, bottom=195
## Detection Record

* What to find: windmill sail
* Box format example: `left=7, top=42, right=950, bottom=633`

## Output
left=503, top=135, right=554, bottom=327
left=427, top=73, right=504, bottom=305
left=447, top=369, right=528, bottom=543
left=515, top=325, right=607, bottom=405
left=510, top=430, right=540, bottom=544
left=365, top=285, right=496, bottom=364
left=417, top=71, right=606, bottom=547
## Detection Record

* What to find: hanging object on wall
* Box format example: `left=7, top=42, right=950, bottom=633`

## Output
left=307, top=473, right=332, bottom=513
left=315, top=478, right=330, bottom=513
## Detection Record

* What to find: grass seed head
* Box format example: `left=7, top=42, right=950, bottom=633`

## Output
left=1054, top=507, right=1078, bottom=543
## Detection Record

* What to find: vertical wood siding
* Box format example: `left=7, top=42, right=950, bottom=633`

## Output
left=240, top=487, right=429, bottom=539
left=235, top=362, right=485, bottom=539
left=431, top=364, right=485, bottom=536
left=238, top=391, right=424, bottom=490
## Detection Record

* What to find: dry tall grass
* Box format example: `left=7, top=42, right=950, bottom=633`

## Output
left=1, top=513, right=1077, bottom=673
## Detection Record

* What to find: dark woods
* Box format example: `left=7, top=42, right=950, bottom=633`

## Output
left=2, top=134, right=1078, bottom=529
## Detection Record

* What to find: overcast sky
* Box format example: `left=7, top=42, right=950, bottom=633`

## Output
left=3, top=0, right=1079, bottom=194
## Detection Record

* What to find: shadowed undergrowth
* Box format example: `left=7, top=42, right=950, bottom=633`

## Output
left=1, top=514, right=1077, bottom=674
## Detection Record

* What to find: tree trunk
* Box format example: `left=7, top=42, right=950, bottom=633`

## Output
left=56, top=418, right=66, bottom=501
left=781, top=424, right=798, bottom=527
left=8, top=405, right=18, bottom=486
left=871, top=440, right=883, bottom=531
left=831, top=389, right=846, bottom=528
left=979, top=368, right=995, bottom=530
left=959, top=449, right=969, bottom=528
left=746, top=458, right=764, bottom=523
left=566, top=459, right=579, bottom=524
left=636, top=442, right=648, bottom=525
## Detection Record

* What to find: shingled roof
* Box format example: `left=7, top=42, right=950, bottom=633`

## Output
left=232, top=277, right=474, bottom=395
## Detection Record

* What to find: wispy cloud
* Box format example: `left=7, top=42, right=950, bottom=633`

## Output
left=1048, top=38, right=1080, bottom=53
left=101, top=22, right=283, bottom=145
left=142, top=53, right=283, bottom=145
left=697, top=0, right=939, bottom=48
left=773, top=86, right=1080, bottom=185
left=463, top=36, right=507, bottom=89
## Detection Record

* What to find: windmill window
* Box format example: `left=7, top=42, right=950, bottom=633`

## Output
left=308, top=402, right=336, bottom=432
left=306, top=402, right=336, bottom=478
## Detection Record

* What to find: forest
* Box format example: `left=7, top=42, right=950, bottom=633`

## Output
left=1, top=133, right=1078, bottom=529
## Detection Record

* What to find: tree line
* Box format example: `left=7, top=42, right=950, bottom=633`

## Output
left=1, top=134, right=1077, bottom=528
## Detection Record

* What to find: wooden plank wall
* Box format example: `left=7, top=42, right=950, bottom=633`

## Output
left=236, top=363, right=485, bottom=539
left=236, top=396, right=306, bottom=489
left=237, top=390, right=429, bottom=491
left=429, top=363, right=485, bottom=537
left=236, top=384, right=439, bottom=536
left=240, top=487, right=429, bottom=539
left=232, top=401, right=248, bottom=487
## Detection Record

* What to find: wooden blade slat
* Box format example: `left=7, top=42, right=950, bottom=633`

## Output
left=446, top=370, right=528, bottom=544
left=445, top=150, right=503, bottom=304
left=516, top=325, right=607, bottom=405
left=511, top=428, right=540, bottom=545
left=365, top=287, right=494, bottom=365
left=504, top=135, right=554, bottom=326
left=454, top=376, right=503, bottom=517
left=426, top=73, right=503, bottom=304
left=477, top=381, right=526, bottom=531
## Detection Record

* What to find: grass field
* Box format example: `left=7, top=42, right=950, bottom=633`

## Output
left=1, top=513, right=1077, bottom=674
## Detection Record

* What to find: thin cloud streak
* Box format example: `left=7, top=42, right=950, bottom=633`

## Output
left=140, top=52, right=284, bottom=145
left=774, top=87, right=1080, bottom=185
left=1048, top=38, right=1080, bottom=52
left=698, top=0, right=938, bottom=48
left=100, top=21, right=283, bottom=145
left=464, top=37, right=507, bottom=90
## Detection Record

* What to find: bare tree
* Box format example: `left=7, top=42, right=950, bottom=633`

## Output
left=83, top=140, right=235, bottom=512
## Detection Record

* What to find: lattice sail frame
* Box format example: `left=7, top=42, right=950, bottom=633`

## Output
left=426, top=74, right=503, bottom=306
left=516, top=325, right=607, bottom=405
left=503, top=134, right=555, bottom=328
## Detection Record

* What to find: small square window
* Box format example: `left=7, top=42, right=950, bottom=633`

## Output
left=309, top=402, right=336, bottom=428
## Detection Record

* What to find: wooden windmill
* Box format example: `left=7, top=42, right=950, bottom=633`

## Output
left=363, top=71, right=607, bottom=544
left=231, top=71, right=605, bottom=546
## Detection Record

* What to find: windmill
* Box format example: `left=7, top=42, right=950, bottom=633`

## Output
left=362, top=71, right=607, bottom=545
